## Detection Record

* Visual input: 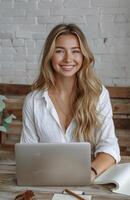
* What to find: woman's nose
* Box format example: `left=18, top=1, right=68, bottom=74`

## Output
left=64, top=51, right=73, bottom=62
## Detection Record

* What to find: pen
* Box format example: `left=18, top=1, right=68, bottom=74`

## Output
left=64, top=189, right=85, bottom=200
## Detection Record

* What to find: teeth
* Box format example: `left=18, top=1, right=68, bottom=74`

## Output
left=62, top=67, right=73, bottom=70
left=61, top=65, right=74, bottom=68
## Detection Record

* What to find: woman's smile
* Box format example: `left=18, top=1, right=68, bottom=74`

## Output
left=60, top=64, right=75, bottom=70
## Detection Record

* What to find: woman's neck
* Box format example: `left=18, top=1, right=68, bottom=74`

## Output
left=53, top=76, right=76, bottom=97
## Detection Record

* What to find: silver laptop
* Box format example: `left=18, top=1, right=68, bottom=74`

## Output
left=15, top=142, right=91, bottom=186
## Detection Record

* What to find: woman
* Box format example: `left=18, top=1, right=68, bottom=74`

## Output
left=20, top=23, right=120, bottom=181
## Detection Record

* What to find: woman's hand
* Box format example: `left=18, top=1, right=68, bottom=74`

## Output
left=91, top=169, right=96, bottom=183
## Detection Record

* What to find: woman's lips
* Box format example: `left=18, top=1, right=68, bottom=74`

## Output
left=60, top=65, right=75, bottom=70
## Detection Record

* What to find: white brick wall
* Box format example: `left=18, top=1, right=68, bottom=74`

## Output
left=0, top=0, right=130, bottom=86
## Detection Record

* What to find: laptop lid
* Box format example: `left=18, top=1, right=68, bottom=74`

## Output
left=15, top=142, right=91, bottom=186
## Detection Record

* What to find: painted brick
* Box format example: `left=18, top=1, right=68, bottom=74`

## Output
left=0, top=68, right=26, bottom=76
left=0, top=32, right=13, bottom=39
left=100, top=22, right=130, bottom=37
left=35, top=40, right=44, bottom=49
left=101, top=15, right=115, bottom=22
left=0, top=1, right=13, bottom=8
left=101, top=8, right=129, bottom=15
left=32, top=33, right=46, bottom=40
left=13, top=55, right=26, bottom=62
left=125, top=67, right=130, bottom=78
left=0, top=17, right=13, bottom=24
left=1, top=47, right=16, bottom=55
left=114, top=14, right=130, bottom=22
left=13, top=1, right=36, bottom=10
left=25, top=69, right=39, bottom=84
left=91, top=0, right=119, bottom=7
left=1, top=8, right=26, bottom=17
left=0, top=24, right=16, bottom=32
left=13, top=17, right=36, bottom=25
left=52, top=8, right=98, bottom=16
left=15, top=47, right=26, bottom=55
left=27, top=47, right=42, bottom=56
left=38, top=0, right=62, bottom=9
left=26, top=8, right=50, bottom=17
left=1, top=39, right=12, bottom=47
left=1, top=76, right=28, bottom=84
left=112, top=78, right=128, bottom=86
left=16, top=30, right=32, bottom=39
left=126, top=79, right=130, bottom=86
left=12, top=39, right=24, bottom=47
left=63, top=0, right=90, bottom=8
left=18, top=24, right=44, bottom=32
left=63, top=16, right=85, bottom=23
left=25, top=40, right=35, bottom=48
left=26, top=55, right=39, bottom=64
left=0, top=55, right=13, bottom=61
left=38, top=16, right=63, bottom=24
left=119, top=0, right=130, bottom=7
left=1, top=63, right=26, bottom=71
left=81, top=24, right=100, bottom=39
left=26, top=63, right=39, bottom=70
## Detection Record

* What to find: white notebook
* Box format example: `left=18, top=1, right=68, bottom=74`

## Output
left=94, top=163, right=130, bottom=196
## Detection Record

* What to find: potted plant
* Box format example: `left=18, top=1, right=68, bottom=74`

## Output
left=0, top=95, right=16, bottom=132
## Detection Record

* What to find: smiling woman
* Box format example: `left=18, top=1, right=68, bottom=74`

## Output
left=20, top=23, right=120, bottom=182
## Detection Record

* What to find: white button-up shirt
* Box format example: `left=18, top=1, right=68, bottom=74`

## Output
left=20, top=85, right=120, bottom=163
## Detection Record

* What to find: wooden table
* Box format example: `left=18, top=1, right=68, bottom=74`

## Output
left=0, top=150, right=130, bottom=200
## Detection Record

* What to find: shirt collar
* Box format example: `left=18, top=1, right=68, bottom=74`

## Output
left=41, top=89, right=52, bottom=110
left=41, top=89, right=48, bottom=98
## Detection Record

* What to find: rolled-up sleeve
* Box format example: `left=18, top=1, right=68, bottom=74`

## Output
left=20, top=92, right=39, bottom=143
left=94, top=86, right=121, bottom=163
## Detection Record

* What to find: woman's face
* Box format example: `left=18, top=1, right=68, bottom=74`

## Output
left=51, top=34, right=83, bottom=78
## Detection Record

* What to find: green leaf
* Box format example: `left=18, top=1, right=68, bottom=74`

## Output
left=0, top=99, right=6, bottom=112
left=0, top=126, right=7, bottom=132
left=4, top=114, right=16, bottom=124
left=2, top=121, right=9, bottom=129
left=0, top=95, right=6, bottom=112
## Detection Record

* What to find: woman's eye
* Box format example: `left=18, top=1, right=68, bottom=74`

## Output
left=72, top=50, right=81, bottom=54
left=55, top=49, right=64, bottom=53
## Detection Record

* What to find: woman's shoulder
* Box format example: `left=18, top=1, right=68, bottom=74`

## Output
left=97, top=85, right=111, bottom=110
left=24, top=89, right=47, bottom=104
left=100, top=85, right=109, bottom=99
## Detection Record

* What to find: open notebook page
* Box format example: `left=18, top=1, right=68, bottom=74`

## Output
left=52, top=193, right=92, bottom=200
left=94, top=163, right=130, bottom=196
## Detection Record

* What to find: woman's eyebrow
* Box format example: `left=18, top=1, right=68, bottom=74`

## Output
left=55, top=46, right=64, bottom=49
left=55, top=46, right=80, bottom=49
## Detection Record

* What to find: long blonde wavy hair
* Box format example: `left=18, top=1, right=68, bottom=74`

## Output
left=32, top=23, right=102, bottom=141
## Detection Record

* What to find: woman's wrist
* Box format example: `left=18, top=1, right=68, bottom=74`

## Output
left=91, top=169, right=96, bottom=183
left=91, top=166, right=98, bottom=176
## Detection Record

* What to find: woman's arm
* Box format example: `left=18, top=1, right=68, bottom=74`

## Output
left=91, top=152, right=115, bottom=181
left=20, top=92, right=38, bottom=143
left=91, top=86, right=120, bottom=181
